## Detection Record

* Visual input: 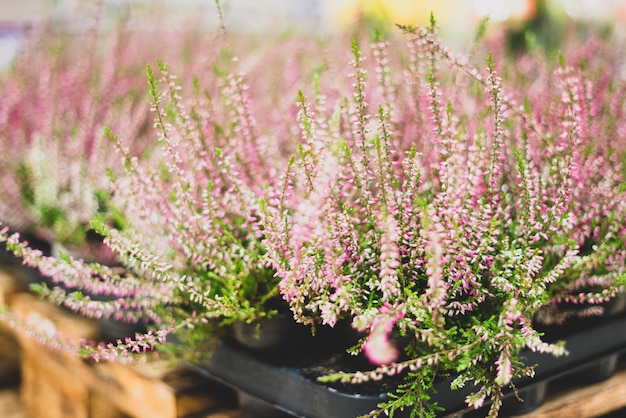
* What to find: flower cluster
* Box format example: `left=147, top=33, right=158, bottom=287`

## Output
left=0, top=5, right=331, bottom=359
left=264, top=21, right=626, bottom=417
left=0, top=15, right=151, bottom=254
left=0, top=5, right=221, bottom=258
left=97, top=33, right=324, bottom=335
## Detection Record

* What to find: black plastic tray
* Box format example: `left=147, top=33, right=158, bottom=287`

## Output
left=191, top=310, right=626, bottom=418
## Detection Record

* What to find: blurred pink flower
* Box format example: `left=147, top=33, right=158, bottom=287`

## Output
left=364, top=327, right=399, bottom=365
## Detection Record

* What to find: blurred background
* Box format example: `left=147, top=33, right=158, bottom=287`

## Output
left=2, top=0, right=626, bottom=69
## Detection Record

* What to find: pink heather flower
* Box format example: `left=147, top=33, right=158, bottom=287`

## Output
left=357, top=304, right=405, bottom=365
left=494, top=352, right=513, bottom=386
left=424, top=228, right=447, bottom=318
left=500, top=297, right=523, bottom=328
left=364, top=326, right=399, bottom=365
left=378, top=216, right=401, bottom=302
left=466, top=393, right=486, bottom=410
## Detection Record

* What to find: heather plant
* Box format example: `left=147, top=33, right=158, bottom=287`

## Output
left=263, top=20, right=626, bottom=417
left=0, top=18, right=325, bottom=361
left=90, top=31, right=326, bottom=353
left=0, top=16, right=152, bottom=261
left=0, top=5, right=220, bottom=262
left=0, top=6, right=222, bottom=347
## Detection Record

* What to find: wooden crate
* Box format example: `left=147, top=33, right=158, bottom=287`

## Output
left=514, top=360, right=626, bottom=418
left=8, top=292, right=242, bottom=418
left=87, top=359, right=240, bottom=418
left=0, top=266, right=30, bottom=384
left=0, top=266, right=30, bottom=306
left=20, top=342, right=120, bottom=418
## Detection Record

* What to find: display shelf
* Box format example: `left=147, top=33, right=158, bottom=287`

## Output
left=512, top=357, right=626, bottom=418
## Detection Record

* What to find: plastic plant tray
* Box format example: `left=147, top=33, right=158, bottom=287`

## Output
left=193, top=311, right=626, bottom=418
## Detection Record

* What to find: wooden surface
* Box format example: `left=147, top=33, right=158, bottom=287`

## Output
left=0, top=266, right=244, bottom=418
left=515, top=361, right=626, bottom=418
left=0, top=267, right=29, bottom=384
left=12, top=292, right=242, bottom=418
left=0, top=385, right=26, bottom=418
left=0, top=379, right=244, bottom=418
left=0, top=267, right=29, bottom=305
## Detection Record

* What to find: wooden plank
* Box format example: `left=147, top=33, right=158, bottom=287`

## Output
left=0, top=267, right=29, bottom=306
left=0, top=329, right=21, bottom=385
left=89, top=360, right=239, bottom=418
left=8, top=292, right=241, bottom=418
left=0, top=384, right=26, bottom=418
left=515, top=364, right=626, bottom=417
left=0, top=267, right=30, bottom=383
left=89, top=359, right=181, bottom=418
left=20, top=344, right=92, bottom=418
left=10, top=292, right=100, bottom=345
left=20, top=340, right=126, bottom=418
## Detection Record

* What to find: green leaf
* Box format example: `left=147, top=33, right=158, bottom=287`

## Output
left=29, top=282, right=49, bottom=296
left=72, top=291, right=85, bottom=301
left=429, top=12, right=437, bottom=30
left=486, top=53, right=495, bottom=72
left=474, top=16, right=490, bottom=43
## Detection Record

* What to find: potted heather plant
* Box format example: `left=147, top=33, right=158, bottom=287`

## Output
left=89, top=27, right=338, bottom=355
left=256, top=20, right=626, bottom=417
left=0, top=14, right=152, bottom=268
left=0, top=14, right=169, bottom=332
left=0, top=4, right=217, bottom=267
left=0, top=17, right=329, bottom=360
left=0, top=5, right=253, bottom=339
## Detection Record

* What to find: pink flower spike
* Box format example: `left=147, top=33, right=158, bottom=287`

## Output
left=364, top=332, right=399, bottom=365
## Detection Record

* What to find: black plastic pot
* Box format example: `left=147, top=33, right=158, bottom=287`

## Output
left=232, top=315, right=320, bottom=352
left=192, top=307, right=626, bottom=418
left=193, top=338, right=396, bottom=418
left=232, top=314, right=360, bottom=354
